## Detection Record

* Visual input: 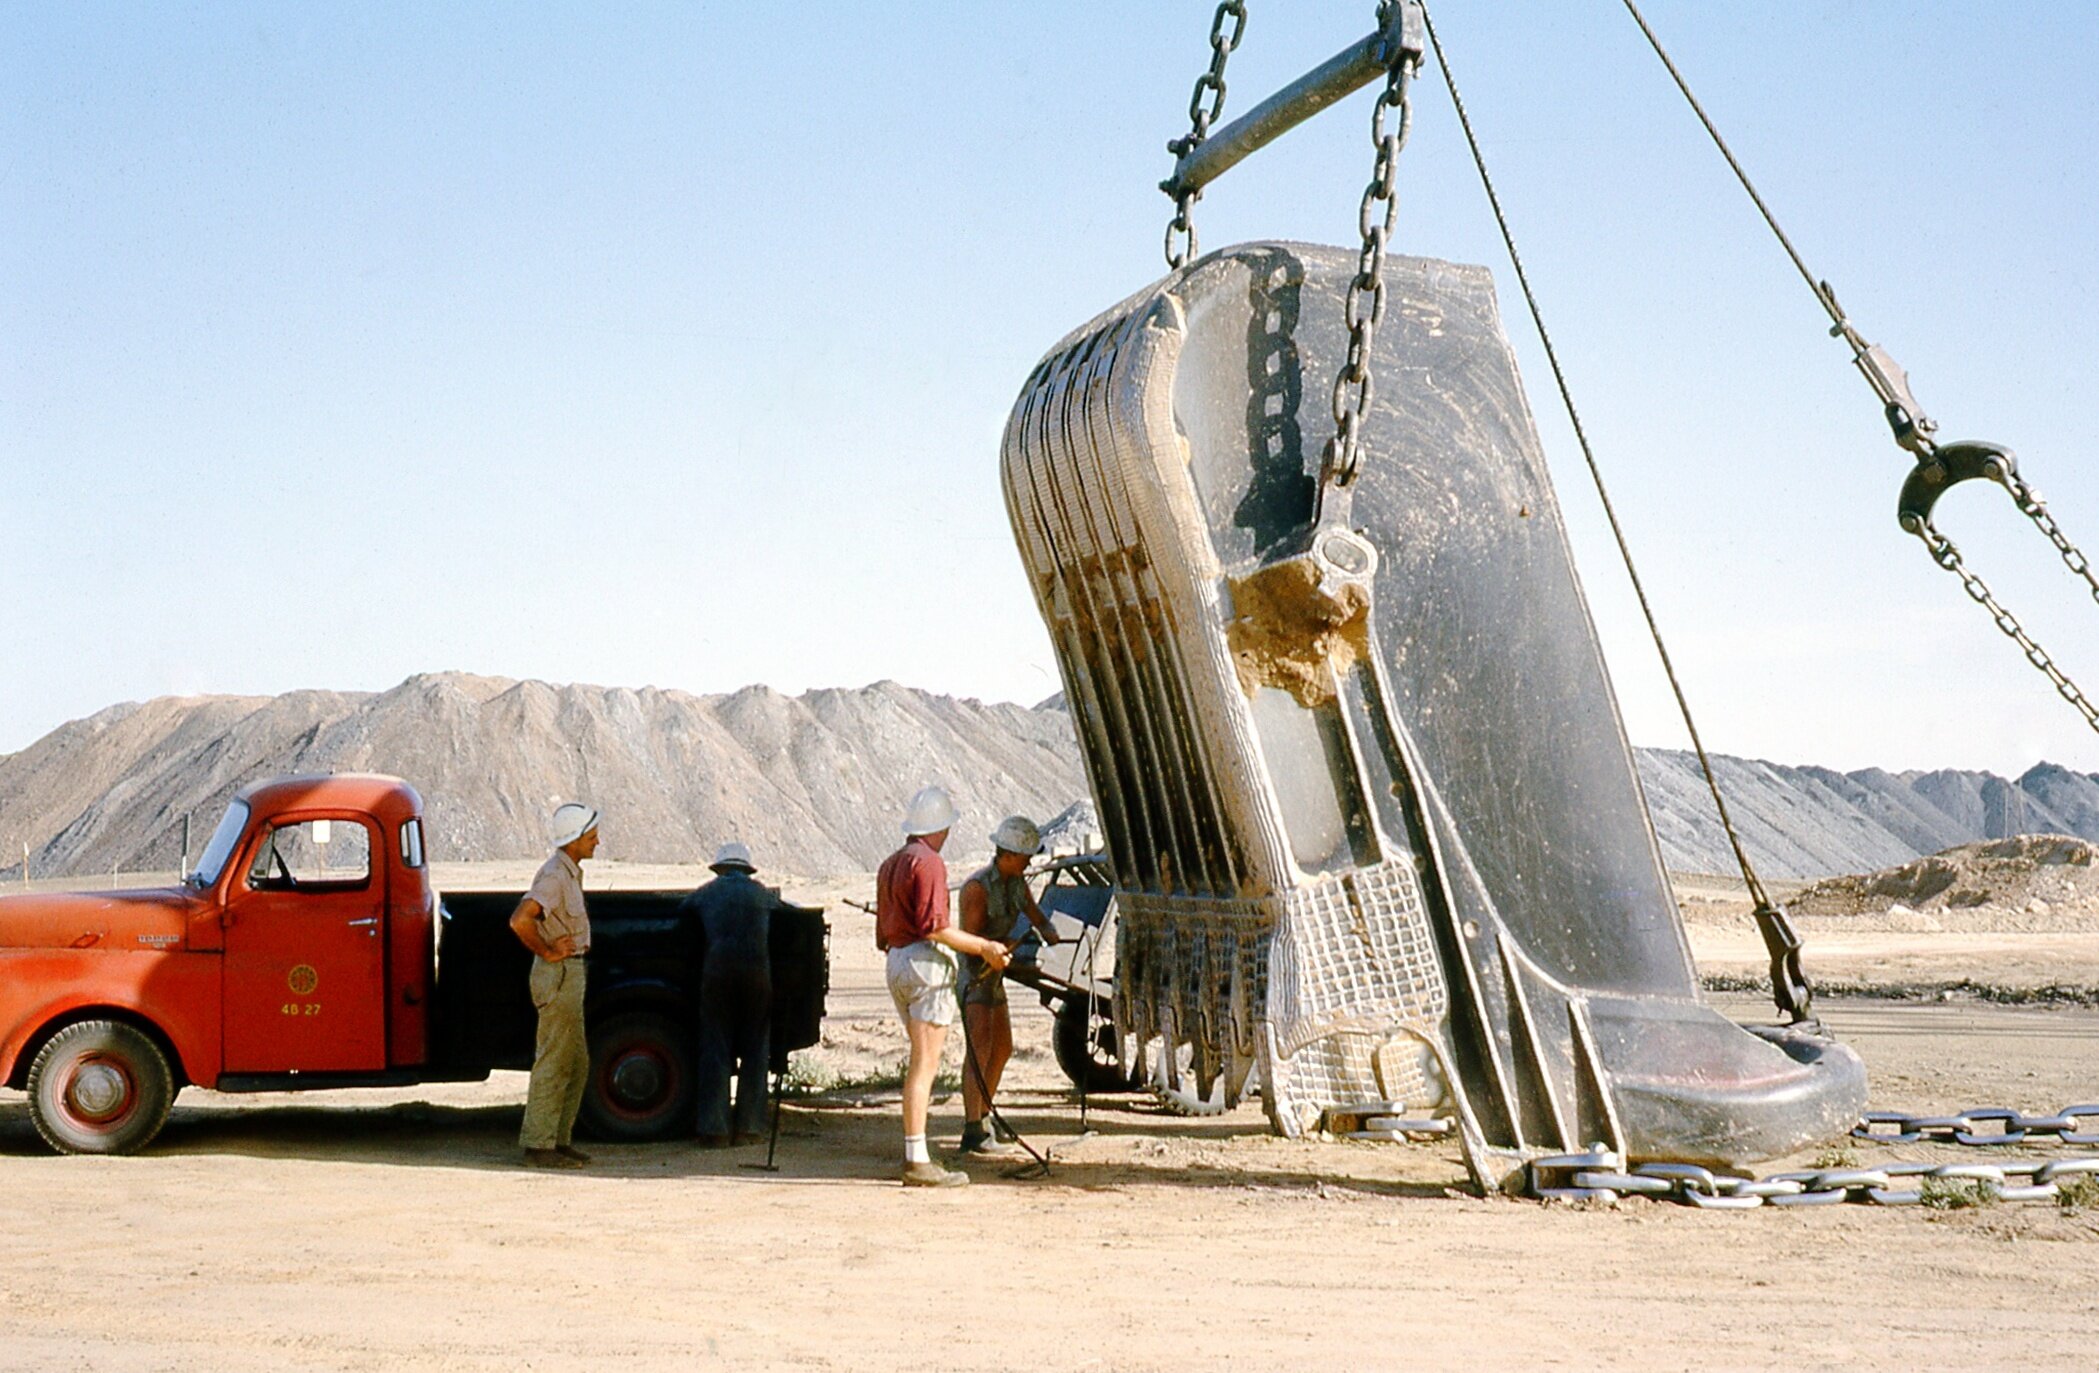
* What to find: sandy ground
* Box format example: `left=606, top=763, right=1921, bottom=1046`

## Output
left=3, top=868, right=2097, bottom=1369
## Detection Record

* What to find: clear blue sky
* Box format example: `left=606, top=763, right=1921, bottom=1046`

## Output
left=5, top=3, right=2096, bottom=774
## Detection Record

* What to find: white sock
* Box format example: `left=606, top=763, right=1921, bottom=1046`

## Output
left=904, top=1134, right=930, bottom=1165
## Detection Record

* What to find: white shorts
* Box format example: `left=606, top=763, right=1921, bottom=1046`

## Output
left=886, top=941, right=959, bottom=1027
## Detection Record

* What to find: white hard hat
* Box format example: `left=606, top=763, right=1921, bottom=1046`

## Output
left=989, top=815, right=1043, bottom=856
left=710, top=840, right=755, bottom=873
left=550, top=802, right=600, bottom=848
left=902, top=785, right=959, bottom=837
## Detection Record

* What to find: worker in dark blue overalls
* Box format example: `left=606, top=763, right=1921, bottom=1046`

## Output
left=684, top=841, right=778, bottom=1147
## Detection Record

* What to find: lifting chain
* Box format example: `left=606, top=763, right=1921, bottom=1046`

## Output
left=1621, top=0, right=2099, bottom=740
left=1319, top=1, right=1425, bottom=497
left=1910, top=505, right=2099, bottom=736
left=1163, top=1, right=1248, bottom=270
left=2012, top=469, right=2099, bottom=607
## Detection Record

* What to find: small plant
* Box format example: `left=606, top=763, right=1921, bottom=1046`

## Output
left=1812, top=1145, right=1859, bottom=1170
left=1919, top=1176, right=1998, bottom=1210
left=2055, top=1174, right=2099, bottom=1212
left=779, top=1053, right=842, bottom=1098
left=778, top=1053, right=960, bottom=1099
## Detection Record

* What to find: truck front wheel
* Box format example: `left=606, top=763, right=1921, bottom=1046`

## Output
left=581, top=1010, right=696, bottom=1142
left=27, top=1020, right=176, bottom=1155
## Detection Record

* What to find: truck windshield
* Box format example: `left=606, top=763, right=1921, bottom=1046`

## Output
left=187, top=800, right=251, bottom=888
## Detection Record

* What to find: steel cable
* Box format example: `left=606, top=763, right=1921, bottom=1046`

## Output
left=1418, top=8, right=1811, bottom=1018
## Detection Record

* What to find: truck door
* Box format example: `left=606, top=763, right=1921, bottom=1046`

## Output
left=221, top=815, right=389, bottom=1073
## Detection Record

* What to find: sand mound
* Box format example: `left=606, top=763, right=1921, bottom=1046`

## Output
left=1793, top=834, right=2099, bottom=930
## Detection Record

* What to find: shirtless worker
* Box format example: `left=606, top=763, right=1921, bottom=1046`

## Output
left=509, top=802, right=600, bottom=1170
left=876, top=785, right=1010, bottom=1187
left=956, top=815, right=1061, bottom=1157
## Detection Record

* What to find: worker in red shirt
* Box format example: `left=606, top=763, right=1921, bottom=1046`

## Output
left=876, top=784, right=1010, bottom=1187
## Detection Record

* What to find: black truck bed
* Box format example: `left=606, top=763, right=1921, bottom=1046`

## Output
left=428, top=888, right=827, bottom=1138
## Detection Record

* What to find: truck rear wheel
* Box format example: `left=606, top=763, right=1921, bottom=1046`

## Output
left=27, top=1020, right=176, bottom=1155
left=581, top=1010, right=696, bottom=1142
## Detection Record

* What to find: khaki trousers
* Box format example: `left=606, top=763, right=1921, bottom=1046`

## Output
left=520, top=957, right=589, bottom=1150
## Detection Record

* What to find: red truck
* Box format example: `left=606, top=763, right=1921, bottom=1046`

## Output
left=0, top=773, right=827, bottom=1154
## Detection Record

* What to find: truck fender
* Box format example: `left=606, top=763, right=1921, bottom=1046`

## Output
left=6, top=1004, right=195, bottom=1093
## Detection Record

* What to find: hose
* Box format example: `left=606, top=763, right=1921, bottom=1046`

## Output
left=959, top=955, right=1052, bottom=1179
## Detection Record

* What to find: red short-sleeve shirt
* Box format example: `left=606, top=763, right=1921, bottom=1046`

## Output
left=876, top=837, right=949, bottom=950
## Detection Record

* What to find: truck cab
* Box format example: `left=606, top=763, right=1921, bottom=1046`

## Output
left=0, top=775, right=437, bottom=1152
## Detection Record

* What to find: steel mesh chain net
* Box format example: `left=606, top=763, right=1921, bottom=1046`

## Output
left=1266, top=861, right=1447, bottom=1132
left=1116, top=861, right=1448, bottom=1133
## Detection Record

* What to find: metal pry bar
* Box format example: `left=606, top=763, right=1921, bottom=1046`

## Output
left=1161, top=2, right=1424, bottom=203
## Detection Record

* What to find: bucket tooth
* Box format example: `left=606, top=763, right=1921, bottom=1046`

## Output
left=1001, top=243, right=1868, bottom=1189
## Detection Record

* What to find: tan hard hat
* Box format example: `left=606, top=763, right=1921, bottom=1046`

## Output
left=989, top=815, right=1043, bottom=856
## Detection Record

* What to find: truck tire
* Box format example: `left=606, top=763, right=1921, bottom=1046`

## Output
left=1052, top=997, right=1140, bottom=1094
left=27, top=1020, right=176, bottom=1155
left=581, top=1010, right=696, bottom=1143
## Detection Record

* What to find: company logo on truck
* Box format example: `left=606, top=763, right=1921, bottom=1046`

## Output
left=287, top=964, right=319, bottom=995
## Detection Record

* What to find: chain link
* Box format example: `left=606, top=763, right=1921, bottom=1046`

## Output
left=1320, top=9, right=1423, bottom=493
left=1532, top=1140, right=2099, bottom=1209
left=1910, top=515, right=2099, bottom=735
left=2004, top=468, right=2099, bottom=608
left=1855, top=1104, right=2099, bottom=1146
left=1164, top=1, right=1249, bottom=270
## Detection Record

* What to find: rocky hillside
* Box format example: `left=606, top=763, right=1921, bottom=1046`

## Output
left=1636, top=749, right=2099, bottom=877
left=0, top=674, right=1085, bottom=878
left=1, top=672, right=2095, bottom=880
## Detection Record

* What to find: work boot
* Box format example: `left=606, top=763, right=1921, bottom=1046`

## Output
left=958, top=1122, right=1019, bottom=1157
left=556, top=1145, right=593, bottom=1164
left=900, top=1160, right=968, bottom=1188
left=522, top=1148, right=585, bottom=1171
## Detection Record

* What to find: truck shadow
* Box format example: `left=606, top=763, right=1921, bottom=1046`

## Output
left=0, top=1090, right=1469, bottom=1198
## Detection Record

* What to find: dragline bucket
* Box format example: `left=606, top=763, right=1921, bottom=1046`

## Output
left=1000, top=242, right=1867, bottom=1191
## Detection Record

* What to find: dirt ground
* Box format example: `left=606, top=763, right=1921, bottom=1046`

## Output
left=3, top=866, right=2097, bottom=1370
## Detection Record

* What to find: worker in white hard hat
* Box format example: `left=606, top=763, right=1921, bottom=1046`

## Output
left=875, top=784, right=1011, bottom=1187
left=509, top=801, right=600, bottom=1170
left=681, top=840, right=783, bottom=1147
left=956, top=814, right=1061, bottom=1156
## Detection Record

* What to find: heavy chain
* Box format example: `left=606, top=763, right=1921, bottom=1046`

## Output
left=1532, top=1147, right=2099, bottom=1209
left=1319, top=3, right=1424, bottom=494
left=1621, top=0, right=2099, bottom=739
left=1910, top=514, right=2099, bottom=735
left=1164, top=1, right=1248, bottom=270
left=2006, top=468, right=2099, bottom=607
left=1855, top=1103, right=2099, bottom=1146
left=1526, top=1102, right=2099, bottom=1208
